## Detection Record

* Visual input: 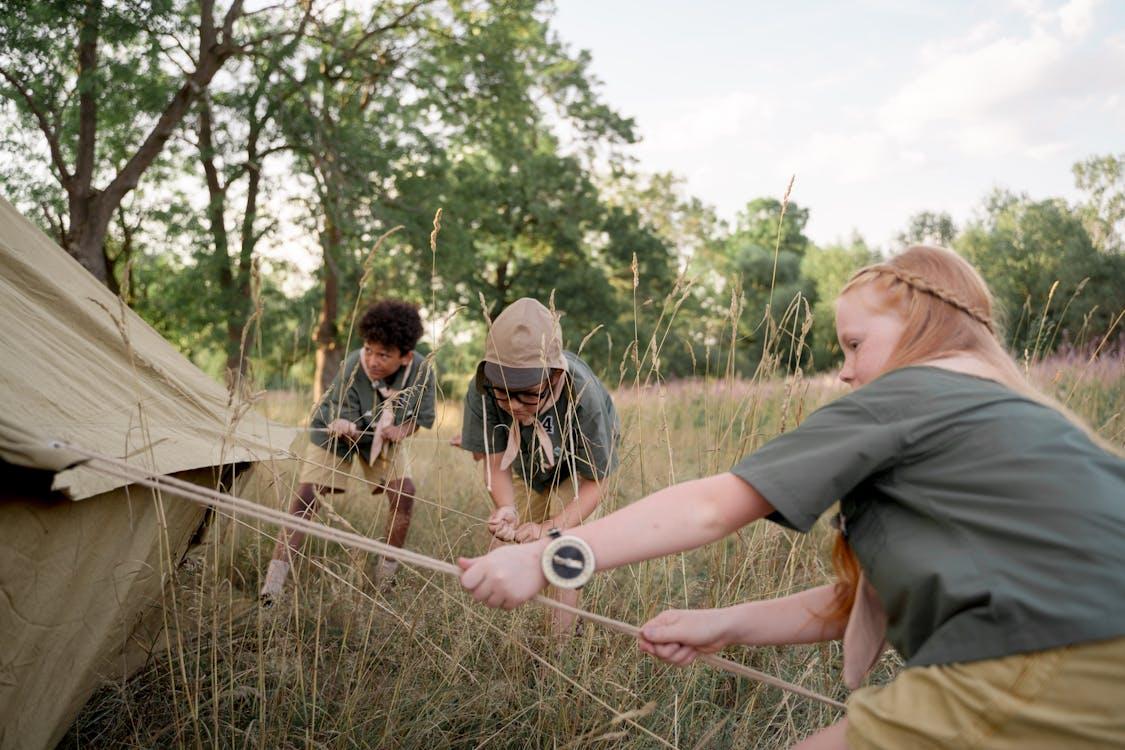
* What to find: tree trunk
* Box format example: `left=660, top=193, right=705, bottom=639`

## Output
left=62, top=0, right=244, bottom=287
left=70, top=198, right=116, bottom=284
left=313, top=215, right=342, bottom=402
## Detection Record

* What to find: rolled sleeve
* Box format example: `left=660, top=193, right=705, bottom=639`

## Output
left=730, top=397, right=902, bottom=532
left=460, top=383, right=503, bottom=455
left=574, top=393, right=619, bottom=482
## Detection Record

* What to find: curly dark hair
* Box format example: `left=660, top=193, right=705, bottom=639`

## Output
left=358, top=299, right=424, bottom=354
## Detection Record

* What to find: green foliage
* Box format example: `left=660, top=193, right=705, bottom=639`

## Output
left=4, top=3, right=1123, bottom=392
left=1073, top=152, right=1125, bottom=253
left=956, top=190, right=1125, bottom=356
left=715, top=198, right=817, bottom=374
left=801, top=235, right=878, bottom=369
left=897, top=210, right=956, bottom=247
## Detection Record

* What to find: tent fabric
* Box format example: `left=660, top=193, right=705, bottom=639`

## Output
left=0, top=196, right=291, bottom=501
left=0, top=472, right=212, bottom=750
left=0, top=416, right=85, bottom=473
left=0, top=197, right=296, bottom=749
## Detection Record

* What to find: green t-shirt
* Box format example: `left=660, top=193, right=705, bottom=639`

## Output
left=461, top=351, right=620, bottom=493
left=310, top=349, right=437, bottom=459
left=730, top=366, right=1125, bottom=668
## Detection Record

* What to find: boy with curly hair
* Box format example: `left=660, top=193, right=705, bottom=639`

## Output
left=260, top=299, right=436, bottom=604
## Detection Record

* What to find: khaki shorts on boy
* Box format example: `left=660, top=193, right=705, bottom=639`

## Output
left=509, top=477, right=587, bottom=527
left=299, top=440, right=415, bottom=492
left=846, top=636, right=1125, bottom=749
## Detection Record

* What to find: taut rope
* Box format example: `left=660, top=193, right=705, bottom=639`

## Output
left=50, top=439, right=845, bottom=711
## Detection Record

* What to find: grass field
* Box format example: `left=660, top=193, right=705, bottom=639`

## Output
left=62, top=353, right=1124, bottom=749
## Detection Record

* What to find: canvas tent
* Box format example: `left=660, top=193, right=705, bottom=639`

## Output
left=0, top=197, right=293, bottom=749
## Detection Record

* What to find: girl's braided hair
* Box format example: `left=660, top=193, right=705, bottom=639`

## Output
left=868, top=263, right=995, bottom=333
left=822, top=244, right=1118, bottom=631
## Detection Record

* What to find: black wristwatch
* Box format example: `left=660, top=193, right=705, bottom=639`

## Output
left=540, top=528, right=596, bottom=589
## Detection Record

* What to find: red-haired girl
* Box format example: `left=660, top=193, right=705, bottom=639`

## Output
left=458, top=246, right=1125, bottom=749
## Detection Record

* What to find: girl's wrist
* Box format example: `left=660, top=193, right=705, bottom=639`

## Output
left=719, top=603, right=754, bottom=646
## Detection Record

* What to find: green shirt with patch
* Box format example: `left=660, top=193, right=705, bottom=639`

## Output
left=730, top=366, right=1125, bottom=668
left=461, top=351, right=620, bottom=493
left=310, top=349, right=437, bottom=459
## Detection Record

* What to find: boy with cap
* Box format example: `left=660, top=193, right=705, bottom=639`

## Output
left=457, top=297, right=620, bottom=635
left=260, top=299, right=436, bottom=604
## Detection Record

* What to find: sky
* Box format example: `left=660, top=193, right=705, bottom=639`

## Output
left=549, top=0, right=1125, bottom=248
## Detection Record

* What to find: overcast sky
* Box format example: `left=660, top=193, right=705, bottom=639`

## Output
left=550, top=0, right=1125, bottom=248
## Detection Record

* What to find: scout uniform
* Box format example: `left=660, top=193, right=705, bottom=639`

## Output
left=731, top=365, right=1125, bottom=748
left=460, top=298, right=620, bottom=527
left=304, top=348, right=436, bottom=490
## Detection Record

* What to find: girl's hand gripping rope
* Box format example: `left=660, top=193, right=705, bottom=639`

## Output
left=458, top=540, right=548, bottom=609
left=638, top=608, right=734, bottom=667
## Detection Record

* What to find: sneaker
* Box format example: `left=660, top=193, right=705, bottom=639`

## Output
left=373, top=558, right=399, bottom=591
left=259, top=559, right=290, bottom=606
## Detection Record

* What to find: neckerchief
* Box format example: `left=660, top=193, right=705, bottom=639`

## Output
left=361, top=356, right=413, bottom=465
left=499, top=374, right=566, bottom=472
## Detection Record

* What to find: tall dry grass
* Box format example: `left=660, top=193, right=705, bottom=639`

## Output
left=62, top=343, right=1123, bottom=748
left=61, top=209, right=1125, bottom=747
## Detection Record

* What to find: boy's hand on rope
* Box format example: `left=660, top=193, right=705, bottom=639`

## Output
left=513, top=522, right=544, bottom=543
left=458, top=541, right=547, bottom=609
left=638, top=608, right=733, bottom=667
left=379, top=423, right=411, bottom=442
left=488, top=505, right=519, bottom=541
left=326, top=419, right=360, bottom=440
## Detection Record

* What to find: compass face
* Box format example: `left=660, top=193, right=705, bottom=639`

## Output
left=541, top=536, right=595, bottom=589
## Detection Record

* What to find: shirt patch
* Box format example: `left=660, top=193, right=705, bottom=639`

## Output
left=541, top=414, right=555, bottom=435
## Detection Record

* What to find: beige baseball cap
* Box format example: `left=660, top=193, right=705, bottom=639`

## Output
left=478, top=297, right=568, bottom=391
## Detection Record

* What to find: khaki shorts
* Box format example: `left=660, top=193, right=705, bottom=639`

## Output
left=847, top=636, right=1125, bottom=749
left=298, top=440, right=414, bottom=492
left=510, top=476, right=578, bottom=526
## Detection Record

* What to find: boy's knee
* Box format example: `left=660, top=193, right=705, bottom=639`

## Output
left=387, top=478, right=415, bottom=513
left=293, top=483, right=318, bottom=515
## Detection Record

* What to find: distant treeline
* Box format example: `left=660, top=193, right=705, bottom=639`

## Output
left=2, top=2, right=1122, bottom=393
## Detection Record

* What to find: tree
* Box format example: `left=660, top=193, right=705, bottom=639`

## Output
left=1073, top=153, right=1124, bottom=253
left=801, top=234, right=877, bottom=368
left=715, top=197, right=815, bottom=375
left=191, top=5, right=312, bottom=384
left=0, top=0, right=281, bottom=287
left=897, top=210, right=956, bottom=248
left=957, top=190, right=1125, bottom=355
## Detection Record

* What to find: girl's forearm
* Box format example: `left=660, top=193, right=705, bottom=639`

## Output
left=567, top=472, right=773, bottom=570
left=724, top=584, right=845, bottom=646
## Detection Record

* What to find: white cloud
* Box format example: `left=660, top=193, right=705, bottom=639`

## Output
left=640, top=92, right=773, bottom=154
left=790, top=131, right=901, bottom=184
left=879, top=30, right=1063, bottom=149
left=858, top=0, right=1117, bottom=161
left=1058, top=0, right=1100, bottom=38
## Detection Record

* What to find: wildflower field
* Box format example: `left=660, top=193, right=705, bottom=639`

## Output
left=60, top=348, right=1124, bottom=749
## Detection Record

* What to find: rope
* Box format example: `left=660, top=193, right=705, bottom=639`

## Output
left=50, top=439, right=846, bottom=711
left=233, top=431, right=489, bottom=525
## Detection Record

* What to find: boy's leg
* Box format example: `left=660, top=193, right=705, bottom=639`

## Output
left=383, top=477, right=416, bottom=548
left=261, top=441, right=351, bottom=601
left=525, top=482, right=585, bottom=638
left=362, top=444, right=415, bottom=586
left=262, top=482, right=338, bottom=600
left=371, top=477, right=415, bottom=585
left=550, top=586, right=581, bottom=638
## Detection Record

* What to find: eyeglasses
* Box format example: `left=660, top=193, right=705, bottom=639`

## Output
left=486, top=380, right=550, bottom=406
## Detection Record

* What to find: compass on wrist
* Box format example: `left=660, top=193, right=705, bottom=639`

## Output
left=540, top=528, right=595, bottom=589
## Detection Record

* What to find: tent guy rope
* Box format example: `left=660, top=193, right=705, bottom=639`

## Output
left=49, top=438, right=846, bottom=711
